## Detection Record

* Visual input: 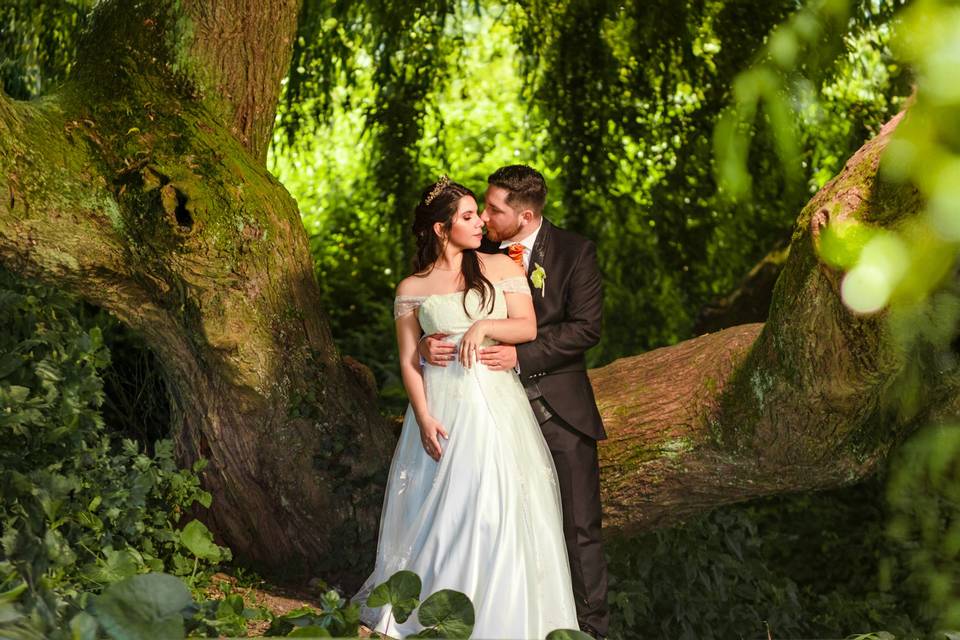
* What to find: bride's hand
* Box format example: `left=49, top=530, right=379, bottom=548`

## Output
left=417, top=414, right=449, bottom=461
left=459, top=320, right=488, bottom=369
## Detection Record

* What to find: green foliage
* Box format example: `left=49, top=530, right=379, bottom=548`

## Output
left=408, top=589, right=474, bottom=639
left=183, top=589, right=261, bottom=638
left=0, top=0, right=95, bottom=99
left=0, top=269, right=230, bottom=637
left=367, top=569, right=421, bottom=623
left=714, top=0, right=856, bottom=200
left=78, top=303, right=171, bottom=452
left=360, top=570, right=474, bottom=639
left=1, top=568, right=296, bottom=639
left=271, top=0, right=908, bottom=405
left=605, top=472, right=960, bottom=639
left=545, top=630, right=593, bottom=640
left=887, top=424, right=960, bottom=632
left=720, top=1, right=960, bottom=625
left=90, top=572, right=193, bottom=639
left=264, top=589, right=361, bottom=637
left=606, top=505, right=805, bottom=639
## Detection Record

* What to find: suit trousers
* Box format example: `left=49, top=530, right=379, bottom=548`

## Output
left=535, top=399, right=610, bottom=635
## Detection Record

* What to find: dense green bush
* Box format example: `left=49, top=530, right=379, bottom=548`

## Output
left=606, top=470, right=958, bottom=639
left=0, top=268, right=230, bottom=637
left=607, top=505, right=806, bottom=639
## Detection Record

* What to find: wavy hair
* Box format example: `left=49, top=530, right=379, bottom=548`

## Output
left=411, top=178, right=495, bottom=316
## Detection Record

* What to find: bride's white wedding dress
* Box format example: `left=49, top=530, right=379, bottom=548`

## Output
left=352, top=275, right=579, bottom=639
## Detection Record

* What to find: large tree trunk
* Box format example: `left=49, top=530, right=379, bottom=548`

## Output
left=593, top=109, right=960, bottom=534
left=0, top=0, right=394, bottom=584
left=2, top=0, right=957, bottom=587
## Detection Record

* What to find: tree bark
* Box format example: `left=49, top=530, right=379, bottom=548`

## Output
left=593, top=108, right=960, bottom=534
left=0, top=0, right=394, bottom=584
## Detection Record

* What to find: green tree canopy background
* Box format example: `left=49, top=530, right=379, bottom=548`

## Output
left=263, top=0, right=911, bottom=406
left=0, top=0, right=912, bottom=402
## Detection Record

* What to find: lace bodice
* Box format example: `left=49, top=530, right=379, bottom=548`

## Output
left=394, top=276, right=531, bottom=335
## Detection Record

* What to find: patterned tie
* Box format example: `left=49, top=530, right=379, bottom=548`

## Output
left=507, top=243, right=525, bottom=268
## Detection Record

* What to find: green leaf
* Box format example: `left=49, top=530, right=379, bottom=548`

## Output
left=6, top=386, right=30, bottom=404
left=86, top=547, right=139, bottom=583
left=287, top=626, right=332, bottom=637
left=0, top=580, right=27, bottom=604
left=546, top=630, right=595, bottom=640
left=91, top=572, right=192, bottom=640
left=366, top=570, right=421, bottom=624
left=819, top=218, right=876, bottom=270
left=217, top=594, right=244, bottom=618
left=0, top=353, right=22, bottom=379
left=0, top=601, right=23, bottom=624
left=75, top=510, right=103, bottom=532
left=69, top=610, right=100, bottom=640
left=179, top=520, right=222, bottom=562
left=416, top=589, right=474, bottom=639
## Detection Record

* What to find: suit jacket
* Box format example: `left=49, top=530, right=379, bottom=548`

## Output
left=481, top=218, right=607, bottom=440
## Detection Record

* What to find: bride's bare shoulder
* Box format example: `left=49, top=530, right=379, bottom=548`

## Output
left=396, top=275, right=430, bottom=297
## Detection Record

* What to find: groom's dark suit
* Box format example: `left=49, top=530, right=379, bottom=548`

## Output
left=482, top=217, right=609, bottom=635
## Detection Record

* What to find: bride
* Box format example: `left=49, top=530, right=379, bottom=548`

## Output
left=351, top=176, right=579, bottom=638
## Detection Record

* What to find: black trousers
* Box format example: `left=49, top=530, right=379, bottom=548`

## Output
left=536, top=403, right=609, bottom=635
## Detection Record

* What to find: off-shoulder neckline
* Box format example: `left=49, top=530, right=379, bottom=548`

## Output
left=395, top=275, right=527, bottom=301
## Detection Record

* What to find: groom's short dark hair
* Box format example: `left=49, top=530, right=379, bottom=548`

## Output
left=488, top=165, right=547, bottom=215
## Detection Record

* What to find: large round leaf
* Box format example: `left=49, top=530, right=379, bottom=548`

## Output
left=287, top=626, right=332, bottom=637
left=366, top=570, right=421, bottom=623
left=415, top=589, right=474, bottom=639
left=179, top=519, right=222, bottom=562
left=546, top=630, right=595, bottom=640
left=91, top=572, right=192, bottom=640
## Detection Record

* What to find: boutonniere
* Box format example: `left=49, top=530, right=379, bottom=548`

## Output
left=530, top=263, right=547, bottom=297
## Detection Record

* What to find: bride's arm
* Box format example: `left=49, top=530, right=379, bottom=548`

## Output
left=479, top=292, right=537, bottom=343
left=458, top=264, right=536, bottom=367
left=397, top=310, right=448, bottom=460
left=397, top=310, right=429, bottom=419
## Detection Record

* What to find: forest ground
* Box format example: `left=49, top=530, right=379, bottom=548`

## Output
left=202, top=570, right=375, bottom=637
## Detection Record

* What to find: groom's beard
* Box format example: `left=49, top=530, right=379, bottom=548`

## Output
left=486, top=220, right=523, bottom=243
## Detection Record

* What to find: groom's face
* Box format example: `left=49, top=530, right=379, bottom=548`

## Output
left=481, top=185, right=526, bottom=242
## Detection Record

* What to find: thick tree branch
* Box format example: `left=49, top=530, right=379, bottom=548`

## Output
left=180, top=0, right=302, bottom=161
left=593, top=109, right=960, bottom=534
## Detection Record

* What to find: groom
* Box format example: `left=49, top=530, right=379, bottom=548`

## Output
left=419, top=165, right=609, bottom=638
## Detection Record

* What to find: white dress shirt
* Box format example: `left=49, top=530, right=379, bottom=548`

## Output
left=499, top=218, right=543, bottom=272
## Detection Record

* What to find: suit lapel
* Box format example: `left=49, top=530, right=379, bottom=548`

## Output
left=528, top=217, right=551, bottom=278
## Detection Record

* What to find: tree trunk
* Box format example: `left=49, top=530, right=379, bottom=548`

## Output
left=593, top=109, right=960, bottom=534
left=0, top=0, right=394, bottom=584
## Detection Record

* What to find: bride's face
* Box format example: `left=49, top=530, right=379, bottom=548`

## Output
left=440, top=195, right=484, bottom=250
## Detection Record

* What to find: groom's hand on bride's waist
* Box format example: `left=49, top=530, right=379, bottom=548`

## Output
left=478, top=345, right=517, bottom=371
left=419, top=333, right=456, bottom=366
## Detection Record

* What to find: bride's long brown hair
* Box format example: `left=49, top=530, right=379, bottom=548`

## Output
left=411, top=178, right=495, bottom=316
